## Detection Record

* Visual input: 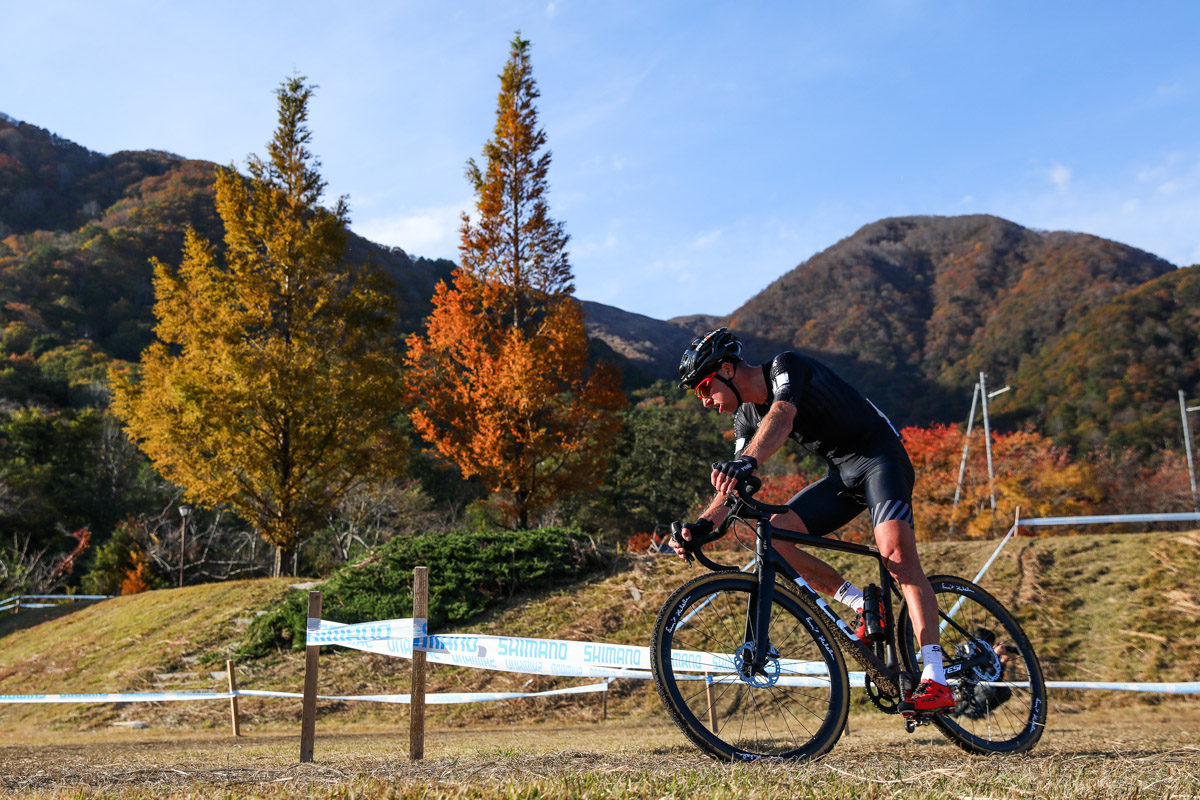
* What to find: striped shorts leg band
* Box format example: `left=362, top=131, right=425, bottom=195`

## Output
left=871, top=499, right=914, bottom=528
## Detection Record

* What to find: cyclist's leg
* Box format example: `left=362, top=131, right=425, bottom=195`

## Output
left=861, top=452, right=939, bottom=649
left=770, top=475, right=863, bottom=597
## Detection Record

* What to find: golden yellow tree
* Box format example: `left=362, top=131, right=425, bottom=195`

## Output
left=111, top=77, right=403, bottom=575
left=405, top=35, right=625, bottom=529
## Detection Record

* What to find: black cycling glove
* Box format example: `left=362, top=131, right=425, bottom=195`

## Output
left=682, top=518, right=714, bottom=539
left=713, top=455, right=757, bottom=482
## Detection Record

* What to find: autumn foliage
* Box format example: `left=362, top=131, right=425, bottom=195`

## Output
left=110, top=78, right=403, bottom=574
left=405, top=37, right=624, bottom=529
left=119, top=548, right=155, bottom=595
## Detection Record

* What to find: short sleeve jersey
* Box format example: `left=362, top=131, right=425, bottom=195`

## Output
left=733, top=352, right=900, bottom=464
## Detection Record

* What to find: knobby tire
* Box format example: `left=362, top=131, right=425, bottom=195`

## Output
left=898, top=574, right=1047, bottom=755
left=650, top=572, right=850, bottom=761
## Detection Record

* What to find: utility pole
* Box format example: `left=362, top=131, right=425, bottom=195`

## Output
left=178, top=505, right=191, bottom=588
left=950, top=382, right=981, bottom=537
left=1182, top=390, right=1199, bottom=514
left=978, top=373, right=1011, bottom=512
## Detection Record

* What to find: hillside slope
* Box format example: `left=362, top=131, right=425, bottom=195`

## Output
left=729, top=215, right=1178, bottom=423
left=2, top=530, right=1196, bottom=733
left=0, top=115, right=455, bottom=364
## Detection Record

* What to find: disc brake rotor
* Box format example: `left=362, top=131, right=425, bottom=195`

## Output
left=733, top=642, right=781, bottom=688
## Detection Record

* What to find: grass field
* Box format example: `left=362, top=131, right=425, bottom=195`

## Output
left=3, top=705, right=1199, bottom=799
left=3, top=530, right=1199, bottom=797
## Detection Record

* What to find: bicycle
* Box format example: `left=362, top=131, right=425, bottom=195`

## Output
left=649, top=475, right=1047, bottom=761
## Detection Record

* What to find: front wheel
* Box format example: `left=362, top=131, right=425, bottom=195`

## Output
left=650, top=572, right=850, bottom=761
left=898, top=575, right=1047, bottom=755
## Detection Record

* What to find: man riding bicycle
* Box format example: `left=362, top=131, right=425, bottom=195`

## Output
left=670, top=327, right=954, bottom=714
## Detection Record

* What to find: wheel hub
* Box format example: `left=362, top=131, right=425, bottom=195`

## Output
left=967, top=640, right=1004, bottom=683
left=733, top=642, right=781, bottom=688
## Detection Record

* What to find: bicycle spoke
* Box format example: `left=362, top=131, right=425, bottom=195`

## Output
left=652, top=573, right=848, bottom=760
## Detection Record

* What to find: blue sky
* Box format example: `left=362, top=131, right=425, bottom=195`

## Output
left=3, top=1, right=1198, bottom=320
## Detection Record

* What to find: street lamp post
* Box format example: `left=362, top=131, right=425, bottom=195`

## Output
left=178, top=505, right=191, bottom=588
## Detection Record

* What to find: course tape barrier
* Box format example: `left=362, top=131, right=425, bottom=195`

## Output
left=0, top=691, right=237, bottom=704
left=307, top=620, right=840, bottom=680
left=305, top=616, right=426, bottom=646
left=238, top=682, right=611, bottom=704
left=0, top=683, right=612, bottom=705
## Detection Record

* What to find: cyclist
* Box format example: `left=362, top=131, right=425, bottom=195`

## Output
left=670, top=327, right=954, bottom=715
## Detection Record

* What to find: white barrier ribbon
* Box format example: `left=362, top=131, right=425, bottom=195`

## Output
left=239, top=682, right=610, bottom=704
left=306, top=621, right=837, bottom=680
left=0, top=691, right=235, bottom=703
left=305, top=616, right=426, bottom=646
left=0, top=683, right=612, bottom=705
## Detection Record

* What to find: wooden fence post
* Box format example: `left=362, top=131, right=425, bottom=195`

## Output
left=410, top=566, right=428, bottom=761
left=227, top=659, right=241, bottom=737
left=299, top=590, right=321, bottom=763
left=705, top=673, right=717, bottom=731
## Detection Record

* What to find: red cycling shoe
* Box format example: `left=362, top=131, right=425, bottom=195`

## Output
left=899, top=679, right=955, bottom=716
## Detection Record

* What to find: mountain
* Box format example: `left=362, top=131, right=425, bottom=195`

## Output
left=579, top=301, right=696, bottom=382
left=724, top=215, right=1178, bottom=424
left=3, top=116, right=1196, bottom=454
left=1012, top=265, right=1200, bottom=452
left=0, top=115, right=455, bottom=363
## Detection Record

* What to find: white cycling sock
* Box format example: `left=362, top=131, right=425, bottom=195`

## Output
left=833, top=581, right=864, bottom=612
left=920, top=644, right=946, bottom=684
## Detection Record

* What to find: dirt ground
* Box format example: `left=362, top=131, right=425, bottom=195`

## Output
left=2, top=703, right=1199, bottom=799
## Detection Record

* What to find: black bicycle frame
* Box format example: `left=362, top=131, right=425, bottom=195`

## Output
left=744, top=514, right=902, bottom=694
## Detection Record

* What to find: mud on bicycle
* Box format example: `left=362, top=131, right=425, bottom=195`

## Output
left=649, top=475, right=1047, bottom=761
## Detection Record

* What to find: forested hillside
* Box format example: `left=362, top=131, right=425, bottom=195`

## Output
left=0, top=115, right=457, bottom=365
left=2, top=113, right=1197, bottom=599
left=727, top=215, right=1181, bottom=427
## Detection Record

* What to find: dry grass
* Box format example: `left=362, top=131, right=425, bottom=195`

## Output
left=2, top=706, right=1199, bottom=799
left=3, top=529, right=1200, bottom=798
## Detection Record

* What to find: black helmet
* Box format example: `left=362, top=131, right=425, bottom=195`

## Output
left=679, top=327, right=743, bottom=389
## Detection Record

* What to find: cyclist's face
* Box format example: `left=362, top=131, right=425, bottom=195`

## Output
left=697, top=366, right=735, bottom=413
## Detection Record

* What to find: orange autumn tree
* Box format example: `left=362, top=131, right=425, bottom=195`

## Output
left=405, top=35, right=624, bottom=529
left=902, top=424, right=1103, bottom=539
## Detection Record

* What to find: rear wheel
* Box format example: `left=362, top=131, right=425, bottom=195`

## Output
left=898, top=575, right=1047, bottom=754
left=650, top=572, right=849, bottom=761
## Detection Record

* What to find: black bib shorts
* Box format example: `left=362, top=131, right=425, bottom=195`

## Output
left=785, top=437, right=916, bottom=536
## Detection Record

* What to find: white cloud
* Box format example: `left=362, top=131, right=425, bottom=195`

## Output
left=688, top=228, right=723, bottom=250
left=1046, top=162, right=1072, bottom=194
left=997, top=153, right=1200, bottom=267
left=354, top=201, right=472, bottom=259
left=574, top=231, right=619, bottom=257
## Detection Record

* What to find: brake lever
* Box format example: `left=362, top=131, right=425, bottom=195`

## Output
left=669, top=520, right=694, bottom=566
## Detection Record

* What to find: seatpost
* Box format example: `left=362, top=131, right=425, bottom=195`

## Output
left=751, top=519, right=776, bottom=666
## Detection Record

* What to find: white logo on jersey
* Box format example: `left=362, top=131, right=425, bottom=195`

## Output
left=734, top=437, right=747, bottom=455
left=772, top=372, right=790, bottom=395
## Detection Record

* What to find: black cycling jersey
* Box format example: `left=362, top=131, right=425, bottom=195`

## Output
left=732, top=352, right=900, bottom=464
left=731, top=352, right=915, bottom=534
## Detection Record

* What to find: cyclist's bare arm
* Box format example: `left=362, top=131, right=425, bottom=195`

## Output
left=739, top=400, right=795, bottom=464
left=712, top=401, right=796, bottom=494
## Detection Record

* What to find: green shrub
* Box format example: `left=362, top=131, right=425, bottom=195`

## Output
left=237, top=526, right=611, bottom=657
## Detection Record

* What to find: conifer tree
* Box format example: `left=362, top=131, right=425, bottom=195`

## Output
left=405, top=36, right=625, bottom=529
left=111, top=77, right=403, bottom=576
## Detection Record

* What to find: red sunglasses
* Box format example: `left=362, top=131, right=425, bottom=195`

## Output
left=694, top=370, right=720, bottom=399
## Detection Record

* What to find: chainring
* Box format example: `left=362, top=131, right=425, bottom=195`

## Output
left=865, top=672, right=901, bottom=714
